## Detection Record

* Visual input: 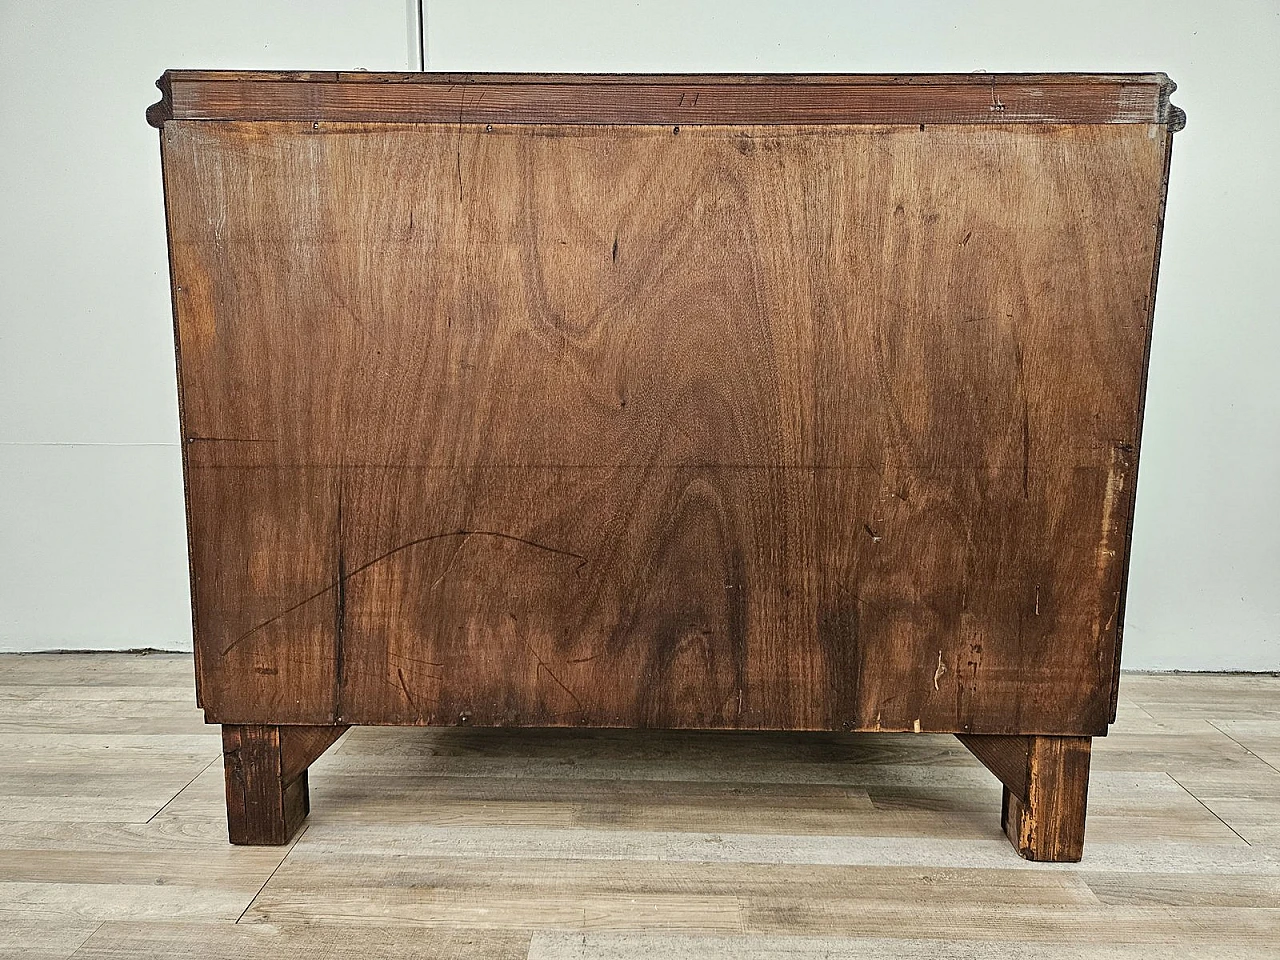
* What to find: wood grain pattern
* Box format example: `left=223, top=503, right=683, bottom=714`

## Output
left=959, top=733, right=1092, bottom=860
left=146, top=71, right=1179, bottom=127
left=221, top=724, right=346, bottom=844
left=956, top=734, right=1033, bottom=798
left=162, top=117, right=1170, bottom=736
left=1002, top=736, right=1092, bottom=862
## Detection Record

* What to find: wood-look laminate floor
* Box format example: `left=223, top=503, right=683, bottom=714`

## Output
left=1, top=654, right=1278, bottom=958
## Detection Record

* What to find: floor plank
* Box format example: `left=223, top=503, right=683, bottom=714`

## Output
left=0, top=654, right=194, bottom=688
left=242, top=856, right=1101, bottom=932
left=527, top=932, right=1280, bottom=959
left=0, top=654, right=1277, bottom=959
left=0, top=917, right=99, bottom=960
left=68, top=921, right=528, bottom=959
left=745, top=899, right=1280, bottom=944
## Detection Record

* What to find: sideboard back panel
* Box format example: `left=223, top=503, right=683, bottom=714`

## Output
left=162, top=118, right=1169, bottom=734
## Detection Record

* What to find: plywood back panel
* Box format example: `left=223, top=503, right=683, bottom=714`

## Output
left=162, top=116, right=1170, bottom=733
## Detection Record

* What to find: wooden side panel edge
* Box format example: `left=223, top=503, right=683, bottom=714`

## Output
left=155, top=107, right=201, bottom=706
left=1106, top=115, right=1180, bottom=725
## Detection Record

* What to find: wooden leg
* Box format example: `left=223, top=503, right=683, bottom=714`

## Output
left=957, top=733, right=1091, bottom=862
left=221, top=724, right=347, bottom=845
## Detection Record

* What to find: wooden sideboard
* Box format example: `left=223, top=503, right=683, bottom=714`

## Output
left=148, top=71, right=1182, bottom=860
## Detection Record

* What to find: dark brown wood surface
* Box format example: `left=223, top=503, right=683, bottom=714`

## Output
left=1001, top=736, right=1092, bottom=861
left=958, top=733, right=1092, bottom=860
left=221, top=724, right=346, bottom=844
left=955, top=734, right=1033, bottom=797
left=147, top=71, right=1178, bottom=128
left=161, top=103, right=1173, bottom=736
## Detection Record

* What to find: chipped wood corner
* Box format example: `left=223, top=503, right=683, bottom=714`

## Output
left=146, top=71, right=173, bottom=128
left=1158, top=74, right=1187, bottom=132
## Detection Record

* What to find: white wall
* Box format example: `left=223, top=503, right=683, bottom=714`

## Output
left=0, top=1, right=413, bottom=650
left=3, top=2, right=1276, bottom=670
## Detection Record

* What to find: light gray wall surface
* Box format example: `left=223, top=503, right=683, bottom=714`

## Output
left=0, top=1, right=413, bottom=651
left=2, top=1, right=1276, bottom=670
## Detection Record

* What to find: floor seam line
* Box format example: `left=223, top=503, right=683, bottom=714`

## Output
left=1206, top=720, right=1280, bottom=776
left=62, top=920, right=105, bottom=960
left=145, top=752, right=220, bottom=824
left=1166, top=772, right=1253, bottom=847
left=235, top=823, right=308, bottom=924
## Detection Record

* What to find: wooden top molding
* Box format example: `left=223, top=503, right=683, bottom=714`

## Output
left=147, top=70, right=1183, bottom=129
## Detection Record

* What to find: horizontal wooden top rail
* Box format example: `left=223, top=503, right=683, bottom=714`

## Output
left=147, top=70, right=1183, bottom=129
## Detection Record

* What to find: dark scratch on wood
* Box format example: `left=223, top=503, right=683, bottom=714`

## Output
left=389, top=650, right=444, bottom=668
left=221, top=530, right=589, bottom=656
left=715, top=683, right=736, bottom=719
left=850, top=592, right=885, bottom=612
left=396, top=667, right=419, bottom=713
left=512, top=622, right=584, bottom=712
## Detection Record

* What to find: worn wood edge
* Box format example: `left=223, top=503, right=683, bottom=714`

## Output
left=146, top=72, right=173, bottom=127
left=279, top=725, right=349, bottom=783
left=145, top=70, right=1181, bottom=128
left=200, top=716, right=1114, bottom=736
left=222, top=725, right=341, bottom=844
left=155, top=116, right=202, bottom=708
left=221, top=724, right=287, bottom=844
left=956, top=734, right=1032, bottom=801
left=1001, top=737, right=1091, bottom=862
left=1106, top=115, right=1180, bottom=726
left=1003, top=788, right=1036, bottom=856
left=1158, top=76, right=1188, bottom=132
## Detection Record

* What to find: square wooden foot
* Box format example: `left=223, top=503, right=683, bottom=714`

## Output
left=221, top=723, right=347, bottom=845
left=958, top=733, right=1091, bottom=862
